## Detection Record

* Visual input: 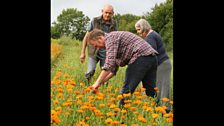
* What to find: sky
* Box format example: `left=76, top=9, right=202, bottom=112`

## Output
left=51, top=0, right=166, bottom=24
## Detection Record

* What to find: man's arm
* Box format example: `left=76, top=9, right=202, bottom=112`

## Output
left=91, top=70, right=112, bottom=90
left=80, top=31, right=90, bottom=63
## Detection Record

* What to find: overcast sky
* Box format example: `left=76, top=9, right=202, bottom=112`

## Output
left=51, top=0, right=166, bottom=24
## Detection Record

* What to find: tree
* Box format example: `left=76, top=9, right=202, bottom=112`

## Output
left=144, top=0, right=173, bottom=52
left=51, top=8, right=90, bottom=40
left=114, top=13, right=141, bottom=32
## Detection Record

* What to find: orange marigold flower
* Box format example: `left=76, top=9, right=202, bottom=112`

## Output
left=140, top=87, right=146, bottom=92
left=121, top=115, right=126, bottom=119
left=109, top=104, right=116, bottom=108
left=56, top=107, right=62, bottom=114
left=130, top=107, right=136, bottom=111
left=109, top=93, right=114, bottom=97
left=124, top=100, right=132, bottom=104
left=131, top=124, right=138, bottom=126
left=99, top=104, right=105, bottom=107
left=134, top=91, right=140, bottom=96
left=138, top=116, right=147, bottom=123
left=133, top=111, right=139, bottom=115
left=63, top=74, right=69, bottom=78
left=146, top=107, right=154, bottom=112
left=152, top=113, right=159, bottom=119
left=162, top=97, right=170, bottom=102
left=169, top=101, right=173, bottom=104
left=166, top=117, right=173, bottom=122
left=77, top=100, right=82, bottom=105
left=124, top=104, right=131, bottom=109
left=117, top=95, right=123, bottom=100
left=110, top=97, right=116, bottom=102
left=67, top=88, right=73, bottom=92
left=121, top=110, right=127, bottom=114
left=123, top=93, right=131, bottom=97
left=154, top=87, right=159, bottom=91
left=51, top=110, right=57, bottom=117
left=133, top=100, right=142, bottom=105
left=80, top=105, right=89, bottom=110
left=77, top=109, right=84, bottom=113
left=143, top=102, right=149, bottom=106
left=89, top=107, right=96, bottom=111
left=106, top=112, right=113, bottom=117
left=51, top=115, right=60, bottom=123
left=80, top=82, right=84, bottom=86
left=70, top=81, right=76, bottom=85
left=150, top=101, right=155, bottom=106
left=112, top=121, right=119, bottom=125
left=74, top=91, right=80, bottom=95
left=85, top=116, right=90, bottom=120
left=85, top=87, right=91, bottom=92
left=53, top=100, right=58, bottom=105
left=114, top=107, right=120, bottom=113
left=105, top=118, right=113, bottom=124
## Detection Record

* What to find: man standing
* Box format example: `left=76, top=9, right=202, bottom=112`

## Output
left=87, top=29, right=158, bottom=106
left=80, top=4, right=117, bottom=82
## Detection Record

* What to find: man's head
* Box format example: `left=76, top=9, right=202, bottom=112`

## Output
left=87, top=29, right=106, bottom=49
left=102, top=4, right=114, bottom=21
left=135, top=19, right=151, bottom=38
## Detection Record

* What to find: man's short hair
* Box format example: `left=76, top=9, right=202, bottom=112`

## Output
left=88, top=29, right=105, bottom=41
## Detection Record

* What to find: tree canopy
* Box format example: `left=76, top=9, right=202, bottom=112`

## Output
left=51, top=8, right=90, bottom=40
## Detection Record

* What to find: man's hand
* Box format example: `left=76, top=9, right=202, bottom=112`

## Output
left=90, top=83, right=100, bottom=94
left=80, top=53, right=85, bottom=63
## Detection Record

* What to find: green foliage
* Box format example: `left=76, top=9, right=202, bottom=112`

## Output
left=51, top=8, right=90, bottom=40
left=144, top=0, right=173, bottom=52
left=114, top=13, right=141, bottom=32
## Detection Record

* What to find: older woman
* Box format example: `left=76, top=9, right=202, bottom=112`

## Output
left=135, top=19, right=172, bottom=112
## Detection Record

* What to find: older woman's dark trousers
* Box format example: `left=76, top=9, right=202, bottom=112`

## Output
left=119, top=55, right=157, bottom=105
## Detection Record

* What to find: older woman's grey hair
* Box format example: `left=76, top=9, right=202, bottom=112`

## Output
left=135, top=19, right=152, bottom=33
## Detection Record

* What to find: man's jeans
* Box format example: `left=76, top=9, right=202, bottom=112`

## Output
left=119, top=55, right=158, bottom=105
left=85, top=57, right=105, bottom=80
